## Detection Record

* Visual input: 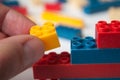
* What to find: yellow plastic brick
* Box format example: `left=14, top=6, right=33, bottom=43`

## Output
left=30, top=22, right=60, bottom=51
left=41, top=11, right=84, bottom=29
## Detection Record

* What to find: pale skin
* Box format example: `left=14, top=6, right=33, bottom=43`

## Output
left=0, top=4, right=45, bottom=80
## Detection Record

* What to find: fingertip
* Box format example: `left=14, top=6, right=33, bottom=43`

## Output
left=2, top=8, right=36, bottom=36
left=0, top=35, right=45, bottom=79
left=23, top=37, right=45, bottom=66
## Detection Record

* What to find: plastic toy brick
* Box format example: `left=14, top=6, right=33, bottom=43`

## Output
left=41, top=11, right=84, bottom=29
left=109, top=7, right=120, bottom=21
left=71, top=36, right=120, bottom=64
left=58, top=0, right=66, bottom=3
left=84, top=0, right=120, bottom=14
left=45, top=3, right=62, bottom=11
left=12, top=6, right=27, bottom=15
left=30, top=22, right=60, bottom=51
left=56, top=25, right=81, bottom=39
left=96, top=20, right=120, bottom=48
left=2, top=0, right=19, bottom=6
left=33, top=52, right=120, bottom=79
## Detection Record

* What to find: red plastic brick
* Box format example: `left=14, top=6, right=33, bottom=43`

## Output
left=12, top=6, right=27, bottom=15
left=45, top=3, right=62, bottom=11
left=36, top=51, right=70, bottom=65
left=96, top=20, right=120, bottom=48
left=33, top=52, right=120, bottom=79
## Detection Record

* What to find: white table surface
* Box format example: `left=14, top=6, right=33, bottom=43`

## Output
left=11, top=0, right=109, bottom=80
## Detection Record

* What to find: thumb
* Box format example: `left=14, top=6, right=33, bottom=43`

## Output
left=0, top=35, right=44, bottom=80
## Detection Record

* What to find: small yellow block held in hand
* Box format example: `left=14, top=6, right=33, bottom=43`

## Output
left=30, top=22, right=60, bottom=51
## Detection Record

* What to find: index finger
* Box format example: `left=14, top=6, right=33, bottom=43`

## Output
left=0, top=4, right=36, bottom=36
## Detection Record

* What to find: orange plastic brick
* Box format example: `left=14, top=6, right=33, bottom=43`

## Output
left=41, top=11, right=84, bottom=29
left=30, top=22, right=60, bottom=51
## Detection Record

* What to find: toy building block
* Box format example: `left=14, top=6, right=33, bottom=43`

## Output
left=2, top=0, right=19, bottom=6
left=33, top=51, right=120, bottom=79
left=84, top=0, right=120, bottom=14
left=58, top=0, right=67, bottom=3
left=33, top=51, right=70, bottom=79
left=30, top=22, right=60, bottom=51
left=109, top=7, right=120, bottom=21
left=96, top=20, right=120, bottom=48
left=41, top=11, right=84, bottom=29
left=71, top=36, right=120, bottom=64
left=45, top=3, right=62, bottom=11
left=56, top=25, right=82, bottom=39
left=12, top=6, right=27, bottom=15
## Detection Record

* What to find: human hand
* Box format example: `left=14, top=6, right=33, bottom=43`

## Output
left=0, top=4, right=44, bottom=80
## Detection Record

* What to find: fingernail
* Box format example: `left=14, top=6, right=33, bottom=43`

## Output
left=23, top=37, right=44, bottom=67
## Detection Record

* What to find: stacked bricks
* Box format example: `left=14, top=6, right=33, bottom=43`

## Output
left=33, top=20, right=120, bottom=80
left=71, top=20, right=120, bottom=80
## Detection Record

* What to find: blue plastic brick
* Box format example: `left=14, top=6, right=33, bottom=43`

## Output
left=84, top=0, right=120, bottom=14
left=71, top=36, right=120, bottom=64
left=58, top=0, right=67, bottom=3
left=56, top=25, right=81, bottom=40
left=2, top=0, right=19, bottom=6
left=61, top=78, right=120, bottom=80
